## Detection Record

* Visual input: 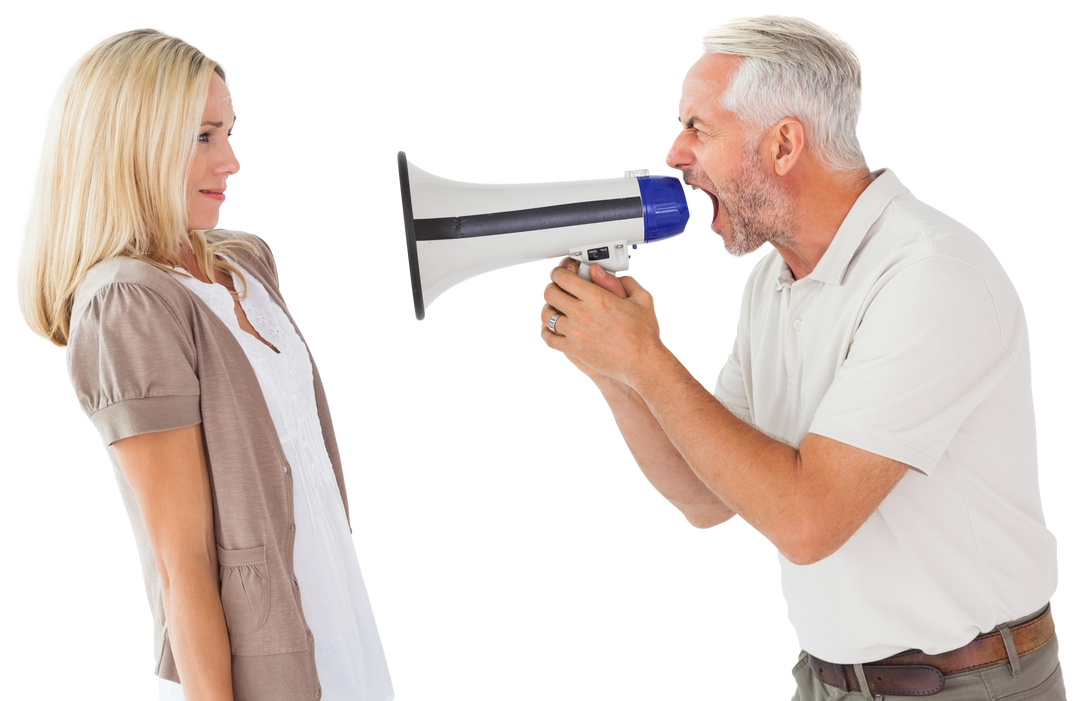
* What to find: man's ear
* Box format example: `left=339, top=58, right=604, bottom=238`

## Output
left=770, top=118, right=806, bottom=176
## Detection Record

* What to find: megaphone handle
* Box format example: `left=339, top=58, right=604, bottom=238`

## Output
left=579, top=261, right=627, bottom=282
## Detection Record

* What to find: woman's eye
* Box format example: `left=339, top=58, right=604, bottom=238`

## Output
left=201, top=130, right=239, bottom=142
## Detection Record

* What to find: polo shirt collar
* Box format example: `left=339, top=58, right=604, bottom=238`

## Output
left=801, top=168, right=909, bottom=286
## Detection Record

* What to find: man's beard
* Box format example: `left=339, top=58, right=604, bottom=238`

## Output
left=690, top=144, right=796, bottom=256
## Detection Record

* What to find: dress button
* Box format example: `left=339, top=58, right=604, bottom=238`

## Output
left=793, top=319, right=802, bottom=330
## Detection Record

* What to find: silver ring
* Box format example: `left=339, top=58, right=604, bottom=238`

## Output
left=547, top=313, right=562, bottom=333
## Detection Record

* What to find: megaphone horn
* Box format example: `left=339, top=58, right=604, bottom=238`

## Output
left=398, top=151, right=689, bottom=320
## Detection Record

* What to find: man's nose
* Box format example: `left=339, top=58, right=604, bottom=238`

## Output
left=666, top=133, right=691, bottom=170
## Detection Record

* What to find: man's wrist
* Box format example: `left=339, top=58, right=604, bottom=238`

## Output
left=592, top=373, right=635, bottom=404
left=624, top=342, right=681, bottom=397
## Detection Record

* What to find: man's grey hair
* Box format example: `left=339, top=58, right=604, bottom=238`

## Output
left=704, top=16, right=866, bottom=173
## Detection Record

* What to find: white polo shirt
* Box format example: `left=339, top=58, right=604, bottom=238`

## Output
left=714, top=169, right=1057, bottom=663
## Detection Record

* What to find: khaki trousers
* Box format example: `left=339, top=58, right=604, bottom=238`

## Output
left=792, top=635, right=1066, bottom=701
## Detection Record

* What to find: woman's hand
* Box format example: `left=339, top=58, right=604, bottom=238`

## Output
left=113, top=424, right=234, bottom=701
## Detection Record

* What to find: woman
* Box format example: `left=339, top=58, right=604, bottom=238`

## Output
left=18, top=29, right=393, bottom=701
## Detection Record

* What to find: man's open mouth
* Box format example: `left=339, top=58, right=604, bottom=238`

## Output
left=686, top=177, right=721, bottom=229
left=699, top=191, right=717, bottom=224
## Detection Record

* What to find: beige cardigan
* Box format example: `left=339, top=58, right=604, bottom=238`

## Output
left=68, top=231, right=346, bottom=700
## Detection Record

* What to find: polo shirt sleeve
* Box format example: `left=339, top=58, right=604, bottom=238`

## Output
left=68, top=282, right=202, bottom=445
left=808, top=255, right=1022, bottom=475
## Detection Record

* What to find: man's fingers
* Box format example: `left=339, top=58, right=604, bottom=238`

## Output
left=550, top=261, right=630, bottom=301
left=619, top=274, right=648, bottom=300
left=587, top=264, right=629, bottom=299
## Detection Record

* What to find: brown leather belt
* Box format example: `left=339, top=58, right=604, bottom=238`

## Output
left=808, top=606, right=1055, bottom=697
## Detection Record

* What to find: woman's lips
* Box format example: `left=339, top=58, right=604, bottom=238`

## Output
left=200, top=189, right=226, bottom=202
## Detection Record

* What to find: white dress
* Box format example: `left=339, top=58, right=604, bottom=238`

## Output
left=159, top=264, right=393, bottom=701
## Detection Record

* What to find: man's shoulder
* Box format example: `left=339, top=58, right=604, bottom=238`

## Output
left=859, top=190, right=1026, bottom=351
left=874, top=191, right=1010, bottom=286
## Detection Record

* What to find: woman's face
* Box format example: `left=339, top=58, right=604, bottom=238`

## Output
left=187, top=73, right=239, bottom=230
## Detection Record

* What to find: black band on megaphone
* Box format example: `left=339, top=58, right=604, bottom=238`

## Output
left=413, top=197, right=643, bottom=241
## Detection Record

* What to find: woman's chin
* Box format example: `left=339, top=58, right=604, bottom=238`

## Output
left=187, top=218, right=219, bottom=231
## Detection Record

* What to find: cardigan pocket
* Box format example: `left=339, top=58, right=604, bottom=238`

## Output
left=217, top=545, right=271, bottom=636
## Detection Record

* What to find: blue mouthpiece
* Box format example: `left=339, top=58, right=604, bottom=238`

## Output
left=637, top=176, right=689, bottom=243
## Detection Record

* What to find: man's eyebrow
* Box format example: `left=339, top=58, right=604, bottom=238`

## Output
left=680, top=116, right=698, bottom=129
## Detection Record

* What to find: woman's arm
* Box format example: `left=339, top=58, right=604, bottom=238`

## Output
left=113, top=424, right=233, bottom=701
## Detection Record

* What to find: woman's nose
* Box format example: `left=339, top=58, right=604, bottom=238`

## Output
left=216, top=143, right=241, bottom=178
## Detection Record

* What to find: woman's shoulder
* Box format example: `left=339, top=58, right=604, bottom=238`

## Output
left=74, top=257, right=190, bottom=315
left=69, top=255, right=226, bottom=352
left=206, top=229, right=275, bottom=264
left=206, top=229, right=279, bottom=285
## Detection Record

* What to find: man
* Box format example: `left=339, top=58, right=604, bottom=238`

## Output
left=540, top=16, right=1064, bottom=700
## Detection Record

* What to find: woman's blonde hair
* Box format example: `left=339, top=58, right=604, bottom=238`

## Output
left=19, top=28, right=252, bottom=346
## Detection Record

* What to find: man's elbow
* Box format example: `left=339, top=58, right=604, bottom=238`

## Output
left=777, top=528, right=849, bottom=566
left=681, top=504, right=736, bottom=529
left=781, top=546, right=830, bottom=567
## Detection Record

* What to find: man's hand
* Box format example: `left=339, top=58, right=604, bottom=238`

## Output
left=540, top=259, right=665, bottom=388
left=540, top=258, right=626, bottom=382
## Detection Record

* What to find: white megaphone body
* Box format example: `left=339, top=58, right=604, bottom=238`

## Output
left=398, top=152, right=690, bottom=320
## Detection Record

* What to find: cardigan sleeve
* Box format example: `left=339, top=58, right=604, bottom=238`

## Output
left=68, top=281, right=202, bottom=445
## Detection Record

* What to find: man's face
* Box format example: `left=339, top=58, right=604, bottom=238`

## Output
left=666, top=54, right=794, bottom=255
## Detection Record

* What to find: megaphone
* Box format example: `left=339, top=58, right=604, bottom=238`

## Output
left=398, top=152, right=689, bottom=320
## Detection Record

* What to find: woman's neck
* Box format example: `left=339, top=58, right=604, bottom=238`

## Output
left=178, top=243, right=233, bottom=290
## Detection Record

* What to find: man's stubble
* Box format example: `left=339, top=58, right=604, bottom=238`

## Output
left=689, top=141, right=797, bottom=257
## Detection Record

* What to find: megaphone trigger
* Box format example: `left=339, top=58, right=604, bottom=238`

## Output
left=569, top=240, right=631, bottom=281
left=398, top=151, right=689, bottom=320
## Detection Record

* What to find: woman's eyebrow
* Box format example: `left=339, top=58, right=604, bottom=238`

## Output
left=201, top=116, right=237, bottom=128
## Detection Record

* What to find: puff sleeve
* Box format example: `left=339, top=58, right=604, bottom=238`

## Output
left=67, top=282, right=202, bottom=445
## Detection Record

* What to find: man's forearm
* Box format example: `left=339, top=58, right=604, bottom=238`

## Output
left=594, top=374, right=736, bottom=528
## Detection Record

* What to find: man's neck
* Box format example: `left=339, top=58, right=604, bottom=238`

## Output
left=775, top=167, right=875, bottom=280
